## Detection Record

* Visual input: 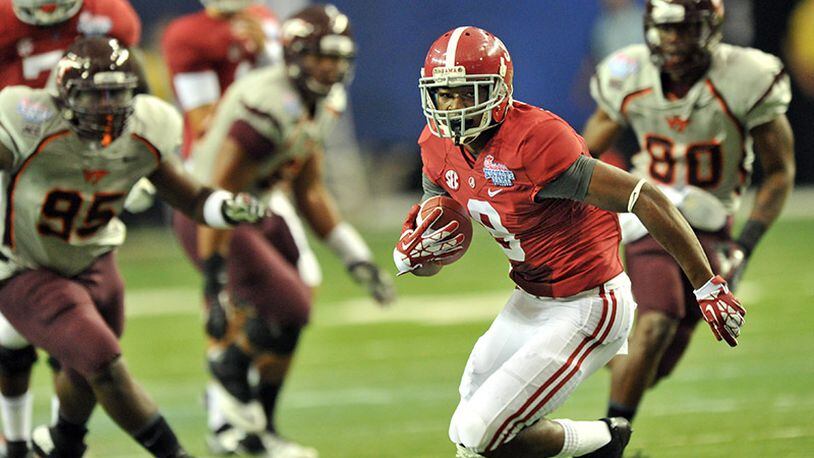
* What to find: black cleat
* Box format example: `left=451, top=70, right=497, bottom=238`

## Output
left=3, top=440, right=32, bottom=458
left=579, top=417, right=632, bottom=458
left=31, top=425, right=87, bottom=458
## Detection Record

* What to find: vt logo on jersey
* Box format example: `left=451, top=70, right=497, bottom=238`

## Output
left=667, top=116, right=691, bottom=133
left=82, top=169, right=109, bottom=185
left=483, top=155, right=515, bottom=187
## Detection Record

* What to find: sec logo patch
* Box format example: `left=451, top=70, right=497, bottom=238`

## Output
left=445, top=170, right=459, bottom=190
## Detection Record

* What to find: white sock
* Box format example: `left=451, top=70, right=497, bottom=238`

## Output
left=0, top=392, right=32, bottom=442
left=50, top=394, right=60, bottom=426
left=552, top=419, right=611, bottom=457
left=206, top=382, right=228, bottom=431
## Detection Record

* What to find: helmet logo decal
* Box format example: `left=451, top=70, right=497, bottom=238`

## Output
left=651, top=0, right=686, bottom=22
left=499, top=57, right=506, bottom=78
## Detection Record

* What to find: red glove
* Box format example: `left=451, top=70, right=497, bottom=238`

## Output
left=392, top=204, right=465, bottom=275
left=693, top=275, right=747, bottom=347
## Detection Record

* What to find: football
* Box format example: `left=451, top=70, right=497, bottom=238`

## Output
left=418, top=196, right=473, bottom=265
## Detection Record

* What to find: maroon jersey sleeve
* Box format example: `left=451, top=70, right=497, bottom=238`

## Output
left=521, top=116, right=587, bottom=196
left=101, top=0, right=142, bottom=46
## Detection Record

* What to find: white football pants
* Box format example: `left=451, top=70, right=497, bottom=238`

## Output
left=449, top=273, right=636, bottom=453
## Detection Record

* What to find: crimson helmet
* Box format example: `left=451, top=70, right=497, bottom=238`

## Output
left=281, top=4, right=355, bottom=98
left=199, top=0, right=256, bottom=14
left=12, top=0, right=82, bottom=25
left=419, top=26, right=514, bottom=145
left=644, top=0, right=724, bottom=76
left=54, top=37, right=140, bottom=143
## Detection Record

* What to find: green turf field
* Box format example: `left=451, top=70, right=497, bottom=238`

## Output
left=25, top=218, right=814, bottom=457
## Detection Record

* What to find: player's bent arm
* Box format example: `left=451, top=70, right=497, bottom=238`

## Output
left=738, top=115, right=796, bottom=254
left=581, top=107, right=624, bottom=158
left=149, top=159, right=211, bottom=221
left=584, top=161, right=714, bottom=288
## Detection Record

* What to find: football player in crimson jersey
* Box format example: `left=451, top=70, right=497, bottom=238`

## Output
left=0, top=1, right=140, bottom=456
left=0, top=0, right=140, bottom=89
left=162, top=0, right=281, bottom=159
left=582, top=0, right=794, bottom=429
left=394, top=26, right=745, bottom=458
left=0, top=37, right=266, bottom=457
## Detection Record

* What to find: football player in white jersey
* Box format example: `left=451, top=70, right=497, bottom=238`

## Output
left=583, top=0, right=795, bottom=429
left=172, top=5, right=394, bottom=456
left=0, top=37, right=266, bottom=457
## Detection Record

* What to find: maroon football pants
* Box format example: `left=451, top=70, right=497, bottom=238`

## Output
left=624, top=230, right=727, bottom=379
left=0, top=252, right=124, bottom=380
left=172, top=211, right=311, bottom=328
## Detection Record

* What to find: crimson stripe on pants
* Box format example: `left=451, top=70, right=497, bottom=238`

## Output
left=484, top=286, right=616, bottom=451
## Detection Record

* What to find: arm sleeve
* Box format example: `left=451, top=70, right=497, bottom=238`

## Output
left=227, top=100, right=282, bottom=160
left=534, top=155, right=596, bottom=202
left=524, top=119, right=586, bottom=194
left=421, top=173, right=448, bottom=202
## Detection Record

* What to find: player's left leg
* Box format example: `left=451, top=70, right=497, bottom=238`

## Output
left=449, top=274, right=635, bottom=458
left=227, top=218, right=317, bottom=457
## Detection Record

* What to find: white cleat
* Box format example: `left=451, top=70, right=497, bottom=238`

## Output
left=261, top=433, right=318, bottom=458
left=209, top=381, right=267, bottom=433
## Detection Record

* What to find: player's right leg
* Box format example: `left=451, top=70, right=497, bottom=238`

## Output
left=0, top=313, right=36, bottom=458
left=0, top=256, right=190, bottom=457
left=449, top=274, right=636, bottom=458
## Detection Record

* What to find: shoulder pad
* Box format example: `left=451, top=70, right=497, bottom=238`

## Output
left=129, top=95, right=182, bottom=158
left=591, top=44, right=652, bottom=124
left=708, top=45, right=790, bottom=126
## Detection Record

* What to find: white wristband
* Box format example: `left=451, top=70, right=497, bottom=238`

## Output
left=693, top=276, right=725, bottom=300
left=203, top=190, right=234, bottom=229
left=627, top=179, right=647, bottom=213
left=326, top=222, right=372, bottom=265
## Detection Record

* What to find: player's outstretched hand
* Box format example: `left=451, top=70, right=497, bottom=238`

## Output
left=393, top=204, right=465, bottom=275
left=348, top=260, right=396, bottom=306
left=221, top=192, right=268, bottom=225
left=694, top=275, right=746, bottom=347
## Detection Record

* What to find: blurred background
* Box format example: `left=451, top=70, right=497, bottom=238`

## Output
left=26, top=0, right=814, bottom=456
left=130, top=0, right=814, bottom=217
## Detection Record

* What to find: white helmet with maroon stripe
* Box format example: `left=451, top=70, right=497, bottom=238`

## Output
left=12, top=0, right=82, bottom=25
left=419, top=26, right=514, bottom=145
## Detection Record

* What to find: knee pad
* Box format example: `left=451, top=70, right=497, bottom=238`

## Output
left=449, top=402, right=490, bottom=453
left=244, top=318, right=301, bottom=355
left=0, top=345, right=37, bottom=376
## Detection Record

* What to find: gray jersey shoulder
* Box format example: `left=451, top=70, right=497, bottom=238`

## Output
left=127, top=94, right=183, bottom=160
left=0, top=86, right=65, bottom=168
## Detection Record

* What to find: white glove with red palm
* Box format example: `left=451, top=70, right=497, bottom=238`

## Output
left=694, top=275, right=747, bottom=347
left=393, top=204, right=465, bottom=275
